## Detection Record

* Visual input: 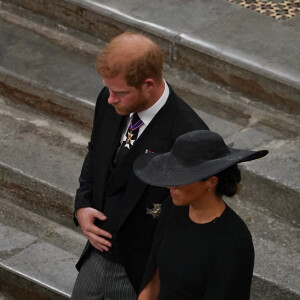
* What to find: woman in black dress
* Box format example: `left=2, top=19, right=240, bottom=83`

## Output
left=134, top=130, right=268, bottom=300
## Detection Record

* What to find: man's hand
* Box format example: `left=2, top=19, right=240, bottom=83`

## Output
left=77, top=207, right=112, bottom=252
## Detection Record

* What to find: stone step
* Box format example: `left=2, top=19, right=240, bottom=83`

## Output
left=0, top=16, right=299, bottom=226
left=0, top=95, right=88, bottom=228
left=1, top=0, right=300, bottom=116
left=0, top=14, right=99, bottom=131
left=0, top=11, right=298, bottom=135
left=0, top=194, right=86, bottom=299
left=0, top=183, right=299, bottom=299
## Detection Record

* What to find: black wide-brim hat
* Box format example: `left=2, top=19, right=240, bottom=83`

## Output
left=134, top=130, right=268, bottom=187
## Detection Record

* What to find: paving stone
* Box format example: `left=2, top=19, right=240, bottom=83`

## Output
left=0, top=197, right=86, bottom=298
left=0, top=17, right=100, bottom=105
left=192, top=8, right=300, bottom=88
left=0, top=225, right=36, bottom=254
left=194, top=109, right=243, bottom=139
left=0, top=97, right=87, bottom=194
left=0, top=96, right=87, bottom=227
left=255, top=137, right=300, bottom=194
left=240, top=137, right=300, bottom=224
left=3, top=242, right=78, bottom=296
left=124, top=0, right=239, bottom=34
left=0, top=270, right=68, bottom=300
left=227, top=126, right=280, bottom=149
left=0, top=196, right=86, bottom=256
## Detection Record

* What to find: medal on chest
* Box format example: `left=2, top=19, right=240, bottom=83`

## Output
left=124, top=117, right=143, bottom=148
left=125, top=130, right=135, bottom=148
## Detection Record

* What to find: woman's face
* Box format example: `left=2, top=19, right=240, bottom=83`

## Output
left=168, top=181, right=208, bottom=206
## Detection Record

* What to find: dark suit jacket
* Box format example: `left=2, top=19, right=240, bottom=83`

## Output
left=74, top=84, right=209, bottom=292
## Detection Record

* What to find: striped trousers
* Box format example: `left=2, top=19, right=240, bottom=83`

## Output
left=71, top=248, right=137, bottom=300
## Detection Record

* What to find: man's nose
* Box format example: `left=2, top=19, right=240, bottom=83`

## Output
left=107, top=91, right=118, bottom=104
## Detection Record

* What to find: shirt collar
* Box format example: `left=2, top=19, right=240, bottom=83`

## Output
left=132, top=80, right=169, bottom=127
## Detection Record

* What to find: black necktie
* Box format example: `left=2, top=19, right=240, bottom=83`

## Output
left=114, top=112, right=143, bottom=165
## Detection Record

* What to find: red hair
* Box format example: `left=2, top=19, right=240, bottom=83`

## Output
left=96, top=32, right=163, bottom=87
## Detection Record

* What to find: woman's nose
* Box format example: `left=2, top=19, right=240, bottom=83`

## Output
left=168, top=186, right=177, bottom=190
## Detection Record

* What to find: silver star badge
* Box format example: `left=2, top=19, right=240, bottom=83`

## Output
left=146, top=203, right=162, bottom=219
left=124, top=131, right=136, bottom=148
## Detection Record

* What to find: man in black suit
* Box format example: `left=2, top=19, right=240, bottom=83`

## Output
left=71, top=32, right=208, bottom=299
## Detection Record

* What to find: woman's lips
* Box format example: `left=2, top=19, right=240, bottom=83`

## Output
left=170, top=192, right=177, bottom=198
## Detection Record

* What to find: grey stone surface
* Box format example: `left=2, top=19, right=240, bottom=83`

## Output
left=0, top=17, right=101, bottom=104
left=285, top=15, right=300, bottom=32
left=190, top=8, right=300, bottom=88
left=2, top=0, right=299, bottom=114
left=0, top=96, right=89, bottom=227
left=0, top=196, right=86, bottom=256
left=251, top=277, right=300, bottom=300
left=0, top=97, right=87, bottom=194
left=87, top=0, right=150, bottom=12
left=3, top=242, right=78, bottom=296
left=251, top=137, right=300, bottom=193
left=67, top=0, right=300, bottom=93
left=238, top=137, right=300, bottom=225
left=254, top=239, right=300, bottom=295
left=0, top=196, right=86, bottom=298
left=227, top=126, right=280, bottom=150
left=0, top=269, right=68, bottom=300
left=194, top=109, right=243, bottom=139
left=0, top=162, right=76, bottom=229
left=0, top=225, right=36, bottom=254
left=127, top=0, right=239, bottom=34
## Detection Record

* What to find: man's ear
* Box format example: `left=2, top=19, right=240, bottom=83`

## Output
left=143, top=78, right=155, bottom=90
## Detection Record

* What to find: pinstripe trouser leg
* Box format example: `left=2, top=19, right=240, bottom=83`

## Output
left=71, top=248, right=137, bottom=300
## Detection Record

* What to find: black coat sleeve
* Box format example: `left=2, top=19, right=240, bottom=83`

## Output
left=73, top=87, right=108, bottom=224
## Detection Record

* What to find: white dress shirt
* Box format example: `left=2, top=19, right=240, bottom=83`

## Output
left=120, top=80, right=169, bottom=143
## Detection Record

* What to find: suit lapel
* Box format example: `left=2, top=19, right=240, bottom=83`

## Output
left=115, top=96, right=179, bottom=229
left=93, top=104, right=126, bottom=210
left=105, top=92, right=177, bottom=196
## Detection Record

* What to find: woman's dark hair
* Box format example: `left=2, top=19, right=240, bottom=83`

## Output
left=214, top=164, right=241, bottom=197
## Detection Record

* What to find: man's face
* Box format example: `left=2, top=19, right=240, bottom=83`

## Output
left=103, top=75, right=149, bottom=115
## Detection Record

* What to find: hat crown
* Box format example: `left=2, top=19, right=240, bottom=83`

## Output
left=134, top=129, right=268, bottom=187
left=171, top=131, right=230, bottom=162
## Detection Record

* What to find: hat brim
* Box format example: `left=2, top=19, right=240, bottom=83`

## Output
left=133, top=148, right=268, bottom=187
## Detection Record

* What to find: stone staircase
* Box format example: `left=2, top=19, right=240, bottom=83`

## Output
left=0, top=0, right=299, bottom=299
